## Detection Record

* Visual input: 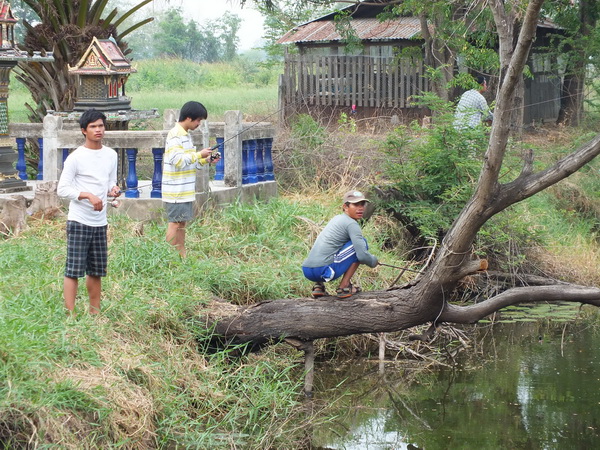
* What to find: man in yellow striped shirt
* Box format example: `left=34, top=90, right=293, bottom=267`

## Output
left=162, top=101, right=217, bottom=257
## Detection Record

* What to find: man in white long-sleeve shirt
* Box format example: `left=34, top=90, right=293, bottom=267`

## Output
left=57, top=109, right=121, bottom=315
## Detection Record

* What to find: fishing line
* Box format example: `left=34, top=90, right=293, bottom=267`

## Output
left=209, top=107, right=283, bottom=151
left=378, top=262, right=422, bottom=274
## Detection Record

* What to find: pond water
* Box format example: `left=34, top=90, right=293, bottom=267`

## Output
left=309, top=306, right=600, bottom=449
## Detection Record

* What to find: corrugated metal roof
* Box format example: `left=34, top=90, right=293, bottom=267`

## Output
left=277, top=17, right=422, bottom=45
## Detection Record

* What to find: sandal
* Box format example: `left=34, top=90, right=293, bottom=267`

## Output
left=311, top=283, right=328, bottom=298
left=336, top=283, right=361, bottom=299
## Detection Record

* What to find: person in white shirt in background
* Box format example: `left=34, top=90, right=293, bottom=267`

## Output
left=454, top=75, right=493, bottom=130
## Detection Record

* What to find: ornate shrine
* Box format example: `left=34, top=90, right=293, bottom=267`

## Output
left=68, top=36, right=136, bottom=112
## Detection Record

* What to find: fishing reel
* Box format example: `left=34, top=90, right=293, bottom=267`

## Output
left=209, top=150, right=221, bottom=162
left=109, top=187, right=122, bottom=208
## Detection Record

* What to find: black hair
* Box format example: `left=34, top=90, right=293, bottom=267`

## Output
left=179, top=101, right=208, bottom=122
left=475, top=75, right=487, bottom=86
left=79, top=109, right=107, bottom=130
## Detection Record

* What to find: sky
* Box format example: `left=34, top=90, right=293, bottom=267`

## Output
left=153, top=0, right=266, bottom=51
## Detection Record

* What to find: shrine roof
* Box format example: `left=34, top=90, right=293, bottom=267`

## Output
left=0, top=1, right=17, bottom=23
left=69, top=37, right=136, bottom=76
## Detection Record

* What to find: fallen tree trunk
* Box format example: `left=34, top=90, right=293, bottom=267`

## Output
left=208, top=276, right=600, bottom=348
left=211, top=289, right=426, bottom=347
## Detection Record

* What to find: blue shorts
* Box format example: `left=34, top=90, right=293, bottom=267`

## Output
left=302, top=240, right=363, bottom=283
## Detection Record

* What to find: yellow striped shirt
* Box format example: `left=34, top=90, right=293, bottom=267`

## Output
left=162, top=123, right=207, bottom=203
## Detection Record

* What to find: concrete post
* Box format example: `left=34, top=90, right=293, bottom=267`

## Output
left=224, top=110, right=243, bottom=187
left=163, top=109, right=178, bottom=130
left=195, top=119, right=210, bottom=192
left=42, top=114, right=63, bottom=181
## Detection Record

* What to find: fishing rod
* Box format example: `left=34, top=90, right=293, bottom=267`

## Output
left=378, top=262, right=422, bottom=274
left=208, top=107, right=283, bottom=152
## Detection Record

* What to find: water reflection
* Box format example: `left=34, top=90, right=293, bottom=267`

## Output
left=309, top=317, right=600, bottom=449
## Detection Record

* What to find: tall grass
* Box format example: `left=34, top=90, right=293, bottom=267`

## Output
left=130, top=86, right=277, bottom=122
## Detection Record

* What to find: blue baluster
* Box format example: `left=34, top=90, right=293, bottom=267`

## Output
left=151, top=147, right=163, bottom=198
left=214, top=137, right=224, bottom=181
left=256, top=139, right=265, bottom=182
left=37, top=138, right=43, bottom=180
left=62, top=148, right=70, bottom=166
left=242, top=140, right=249, bottom=185
left=125, top=148, right=140, bottom=198
left=248, top=139, right=258, bottom=184
left=264, top=138, right=275, bottom=181
left=16, top=137, right=27, bottom=180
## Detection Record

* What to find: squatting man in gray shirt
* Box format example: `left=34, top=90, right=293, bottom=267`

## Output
left=302, top=191, right=379, bottom=299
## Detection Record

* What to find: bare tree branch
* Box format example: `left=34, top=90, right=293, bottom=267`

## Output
left=440, top=285, right=600, bottom=323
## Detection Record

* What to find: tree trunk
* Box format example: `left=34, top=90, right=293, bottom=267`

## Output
left=489, top=0, right=525, bottom=131
left=26, top=181, right=61, bottom=218
left=0, top=195, right=28, bottom=236
left=419, top=12, right=455, bottom=103
left=557, top=73, right=583, bottom=126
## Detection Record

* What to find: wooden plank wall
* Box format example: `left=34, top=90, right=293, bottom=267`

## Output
left=284, top=54, right=429, bottom=109
left=524, top=73, right=561, bottom=124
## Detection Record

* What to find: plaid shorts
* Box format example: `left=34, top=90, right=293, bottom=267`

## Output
left=65, top=221, right=108, bottom=278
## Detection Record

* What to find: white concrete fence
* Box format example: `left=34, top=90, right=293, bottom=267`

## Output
left=8, top=110, right=278, bottom=220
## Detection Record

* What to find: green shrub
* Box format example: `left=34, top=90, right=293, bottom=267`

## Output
left=378, top=113, right=487, bottom=239
left=290, top=113, right=327, bottom=150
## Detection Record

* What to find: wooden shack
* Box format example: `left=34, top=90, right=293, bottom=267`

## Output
left=68, top=36, right=136, bottom=112
left=277, top=2, right=562, bottom=125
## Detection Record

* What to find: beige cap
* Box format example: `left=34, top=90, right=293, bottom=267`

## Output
left=343, top=190, right=369, bottom=204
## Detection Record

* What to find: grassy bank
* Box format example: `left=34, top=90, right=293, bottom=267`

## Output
left=0, top=192, right=413, bottom=448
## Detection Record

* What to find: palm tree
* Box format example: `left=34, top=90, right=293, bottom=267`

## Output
left=14, top=0, right=154, bottom=122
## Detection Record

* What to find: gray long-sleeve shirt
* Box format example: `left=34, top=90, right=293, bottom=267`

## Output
left=302, top=213, right=378, bottom=268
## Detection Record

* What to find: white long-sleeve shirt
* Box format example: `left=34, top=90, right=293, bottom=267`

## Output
left=57, top=145, right=118, bottom=227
